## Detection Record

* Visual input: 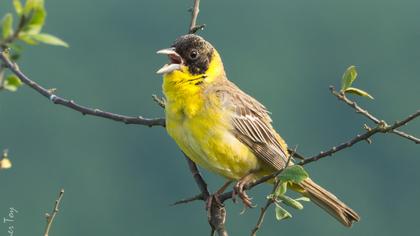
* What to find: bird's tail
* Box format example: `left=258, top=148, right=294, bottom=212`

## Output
left=297, top=178, right=360, bottom=227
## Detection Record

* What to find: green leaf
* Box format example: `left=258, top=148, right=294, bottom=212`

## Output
left=275, top=204, right=292, bottom=221
left=3, top=74, right=23, bottom=92
left=30, top=33, right=69, bottom=47
left=295, top=197, right=311, bottom=202
left=23, top=0, right=35, bottom=15
left=274, top=182, right=288, bottom=197
left=341, top=65, right=358, bottom=91
left=2, top=13, right=14, bottom=39
left=279, top=195, right=304, bottom=210
left=18, top=33, right=38, bottom=45
left=344, top=87, right=374, bottom=99
left=23, top=0, right=46, bottom=35
left=13, top=0, right=24, bottom=16
left=24, top=0, right=43, bottom=15
left=279, top=166, right=309, bottom=184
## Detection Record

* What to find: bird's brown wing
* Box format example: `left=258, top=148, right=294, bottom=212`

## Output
left=211, top=80, right=289, bottom=171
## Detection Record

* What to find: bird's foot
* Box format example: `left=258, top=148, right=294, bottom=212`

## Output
left=232, top=177, right=255, bottom=209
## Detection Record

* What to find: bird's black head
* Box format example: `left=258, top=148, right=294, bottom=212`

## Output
left=172, top=34, right=214, bottom=75
left=156, top=34, right=214, bottom=75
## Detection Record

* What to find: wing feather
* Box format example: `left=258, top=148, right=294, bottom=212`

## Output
left=210, top=80, right=289, bottom=171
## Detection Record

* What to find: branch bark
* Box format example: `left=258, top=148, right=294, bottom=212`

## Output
left=250, top=200, right=272, bottom=236
left=189, top=0, right=205, bottom=34
left=0, top=51, right=165, bottom=127
left=184, top=153, right=210, bottom=199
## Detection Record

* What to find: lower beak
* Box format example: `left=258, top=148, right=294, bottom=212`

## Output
left=156, top=48, right=182, bottom=74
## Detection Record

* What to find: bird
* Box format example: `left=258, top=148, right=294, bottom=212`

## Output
left=156, top=34, right=360, bottom=227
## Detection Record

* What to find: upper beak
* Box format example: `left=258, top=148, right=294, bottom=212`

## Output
left=156, top=47, right=183, bottom=74
left=156, top=48, right=177, bottom=55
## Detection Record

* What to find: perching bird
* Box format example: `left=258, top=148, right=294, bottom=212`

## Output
left=156, top=34, right=360, bottom=227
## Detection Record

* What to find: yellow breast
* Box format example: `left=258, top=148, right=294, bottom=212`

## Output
left=163, top=72, right=261, bottom=180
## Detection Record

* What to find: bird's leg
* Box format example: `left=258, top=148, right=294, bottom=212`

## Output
left=206, top=180, right=232, bottom=211
left=232, top=173, right=256, bottom=208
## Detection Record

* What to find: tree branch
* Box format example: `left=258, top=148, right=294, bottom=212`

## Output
left=184, top=153, right=210, bottom=198
left=172, top=193, right=204, bottom=206
left=189, top=0, right=206, bottom=34
left=0, top=51, right=165, bottom=127
left=297, top=87, right=420, bottom=165
left=250, top=200, right=272, bottom=236
left=44, top=189, right=65, bottom=236
left=330, top=86, right=420, bottom=144
left=391, top=129, right=420, bottom=144
left=208, top=200, right=228, bottom=236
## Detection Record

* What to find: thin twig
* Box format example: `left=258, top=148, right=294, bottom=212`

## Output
left=44, top=189, right=65, bottom=236
left=298, top=109, right=420, bottom=165
left=287, top=148, right=305, bottom=160
left=0, top=51, right=165, bottom=127
left=250, top=201, right=272, bottom=236
left=172, top=193, right=205, bottom=206
left=391, top=129, right=420, bottom=144
left=330, top=86, right=420, bottom=144
left=152, top=94, right=166, bottom=108
left=250, top=148, right=294, bottom=236
left=189, top=0, right=206, bottom=34
left=330, top=86, right=380, bottom=123
left=184, top=153, right=210, bottom=199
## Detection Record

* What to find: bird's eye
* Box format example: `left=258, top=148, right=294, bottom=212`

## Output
left=189, top=50, right=198, bottom=60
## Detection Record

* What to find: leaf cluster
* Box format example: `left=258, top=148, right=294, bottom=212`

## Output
left=269, top=166, right=310, bottom=221
left=0, top=0, right=68, bottom=92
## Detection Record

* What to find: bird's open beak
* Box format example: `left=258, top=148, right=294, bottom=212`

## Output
left=156, top=47, right=183, bottom=74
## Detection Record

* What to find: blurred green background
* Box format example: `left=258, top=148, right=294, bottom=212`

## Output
left=1, top=0, right=420, bottom=235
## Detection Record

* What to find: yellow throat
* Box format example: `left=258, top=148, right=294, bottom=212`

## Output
left=162, top=50, right=225, bottom=118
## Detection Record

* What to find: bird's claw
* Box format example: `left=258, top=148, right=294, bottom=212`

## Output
left=232, top=181, right=255, bottom=209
